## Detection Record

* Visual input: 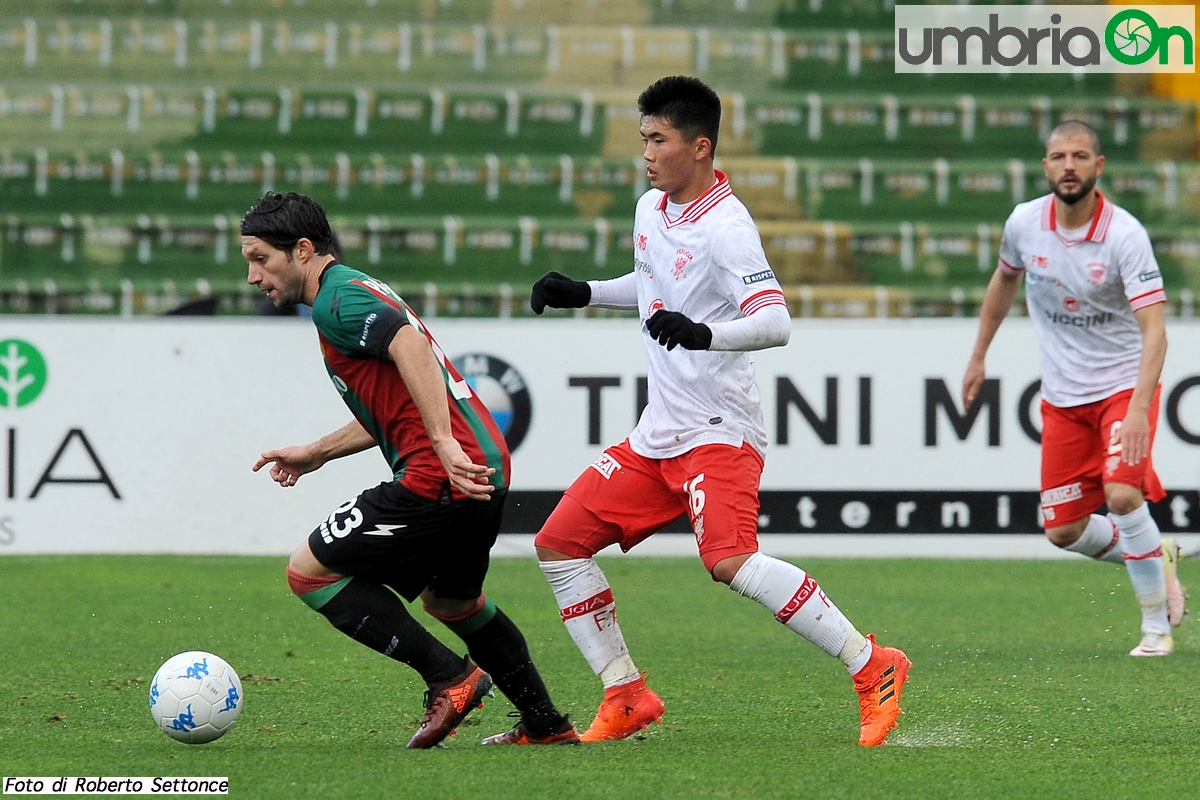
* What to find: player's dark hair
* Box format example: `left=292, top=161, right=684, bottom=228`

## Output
left=637, top=75, right=721, bottom=157
left=1048, top=120, right=1102, bottom=157
left=240, top=191, right=336, bottom=255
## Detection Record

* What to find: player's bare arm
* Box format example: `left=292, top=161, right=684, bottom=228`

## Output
left=1117, top=303, right=1167, bottom=466
left=253, top=419, right=376, bottom=487
left=387, top=325, right=496, bottom=500
left=963, top=267, right=1022, bottom=407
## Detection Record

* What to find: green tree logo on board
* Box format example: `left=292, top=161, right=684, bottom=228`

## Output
left=0, top=340, right=48, bottom=408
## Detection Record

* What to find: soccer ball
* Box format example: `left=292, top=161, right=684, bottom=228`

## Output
left=149, top=651, right=243, bottom=744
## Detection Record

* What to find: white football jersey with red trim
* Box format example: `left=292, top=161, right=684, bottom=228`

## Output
left=998, top=192, right=1166, bottom=407
left=629, top=170, right=787, bottom=458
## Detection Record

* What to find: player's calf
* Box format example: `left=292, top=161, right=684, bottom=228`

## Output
left=425, top=592, right=574, bottom=742
left=286, top=565, right=480, bottom=743
left=729, top=553, right=911, bottom=745
left=1056, top=515, right=1123, bottom=563
left=1044, top=517, right=1092, bottom=550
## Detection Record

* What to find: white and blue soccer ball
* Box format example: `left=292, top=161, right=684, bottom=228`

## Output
left=149, top=651, right=243, bottom=744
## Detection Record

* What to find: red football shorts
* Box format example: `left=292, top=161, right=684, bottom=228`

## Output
left=1039, top=385, right=1165, bottom=528
left=535, top=439, right=763, bottom=575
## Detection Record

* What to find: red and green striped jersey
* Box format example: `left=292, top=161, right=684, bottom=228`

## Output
left=310, top=263, right=510, bottom=501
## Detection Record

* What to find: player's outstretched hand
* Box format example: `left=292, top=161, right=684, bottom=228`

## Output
left=253, top=445, right=324, bottom=488
left=647, top=309, right=713, bottom=351
left=530, top=271, right=591, bottom=314
left=430, top=435, right=496, bottom=501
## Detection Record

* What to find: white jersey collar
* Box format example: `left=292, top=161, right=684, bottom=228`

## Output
left=656, top=170, right=733, bottom=229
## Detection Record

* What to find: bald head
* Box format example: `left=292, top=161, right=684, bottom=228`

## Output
left=1047, top=120, right=1101, bottom=158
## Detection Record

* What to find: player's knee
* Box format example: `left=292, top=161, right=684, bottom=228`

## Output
left=533, top=530, right=594, bottom=560
left=421, top=591, right=484, bottom=623
left=288, top=540, right=325, bottom=573
left=422, top=592, right=498, bottom=636
left=710, top=553, right=752, bottom=585
left=285, top=564, right=344, bottom=597
left=1104, top=485, right=1144, bottom=517
left=1045, top=520, right=1088, bottom=548
left=286, top=542, right=342, bottom=597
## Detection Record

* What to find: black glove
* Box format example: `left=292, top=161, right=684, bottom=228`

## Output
left=530, top=271, right=591, bottom=315
left=646, top=309, right=712, bottom=351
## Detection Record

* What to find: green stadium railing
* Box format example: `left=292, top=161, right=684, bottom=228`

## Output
left=1, top=276, right=1194, bottom=320
left=16, top=0, right=814, bottom=28
left=0, top=85, right=1191, bottom=160
left=0, top=17, right=1116, bottom=96
left=3, top=214, right=1198, bottom=301
left=4, top=152, right=1200, bottom=228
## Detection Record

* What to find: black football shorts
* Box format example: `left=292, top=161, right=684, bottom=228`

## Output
left=307, top=480, right=506, bottom=602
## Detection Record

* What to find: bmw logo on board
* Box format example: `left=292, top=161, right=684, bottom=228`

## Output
left=450, top=353, right=532, bottom=452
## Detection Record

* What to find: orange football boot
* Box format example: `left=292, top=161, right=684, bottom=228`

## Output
left=579, top=676, right=665, bottom=742
left=407, top=659, right=493, bottom=749
left=853, top=635, right=911, bottom=747
left=481, top=714, right=581, bottom=745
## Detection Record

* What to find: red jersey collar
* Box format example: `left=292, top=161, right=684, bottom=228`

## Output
left=1042, top=190, right=1112, bottom=243
left=657, top=170, right=729, bottom=212
left=656, top=170, right=732, bottom=227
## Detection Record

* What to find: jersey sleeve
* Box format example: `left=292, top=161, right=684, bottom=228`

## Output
left=316, top=281, right=409, bottom=359
left=711, top=218, right=787, bottom=317
left=997, top=214, right=1024, bottom=274
left=1116, top=222, right=1166, bottom=311
left=588, top=272, right=638, bottom=309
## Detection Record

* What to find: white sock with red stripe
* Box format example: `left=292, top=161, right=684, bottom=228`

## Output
left=539, top=558, right=640, bottom=689
left=1111, top=506, right=1170, bottom=635
left=730, top=553, right=872, bottom=675
left=1063, top=514, right=1124, bottom=563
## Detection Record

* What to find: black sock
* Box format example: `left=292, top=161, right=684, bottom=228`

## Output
left=316, top=578, right=466, bottom=686
left=457, top=606, right=566, bottom=735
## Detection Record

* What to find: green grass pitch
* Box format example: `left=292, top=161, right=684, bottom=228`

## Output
left=2, top=554, right=1199, bottom=799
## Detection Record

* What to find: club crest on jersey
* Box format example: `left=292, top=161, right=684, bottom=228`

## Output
left=648, top=298, right=665, bottom=317
left=1031, top=255, right=1049, bottom=270
left=636, top=233, right=648, bottom=251
left=1087, top=262, right=1107, bottom=286
left=673, top=248, right=693, bottom=279
left=1063, top=296, right=1080, bottom=312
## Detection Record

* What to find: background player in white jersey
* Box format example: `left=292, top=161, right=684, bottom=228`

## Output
left=528, top=76, right=910, bottom=746
left=963, top=121, right=1185, bottom=657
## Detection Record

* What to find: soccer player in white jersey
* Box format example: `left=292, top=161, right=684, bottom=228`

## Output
left=964, top=120, right=1186, bottom=657
left=528, top=76, right=911, bottom=746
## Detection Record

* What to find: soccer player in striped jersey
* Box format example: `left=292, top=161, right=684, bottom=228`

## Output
left=964, top=121, right=1186, bottom=656
left=241, top=192, right=577, bottom=747
left=530, top=76, right=910, bottom=746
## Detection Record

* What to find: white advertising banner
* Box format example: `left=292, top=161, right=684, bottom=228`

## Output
left=0, top=317, right=1197, bottom=554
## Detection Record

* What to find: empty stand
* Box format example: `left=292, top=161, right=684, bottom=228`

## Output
left=1, top=1, right=1197, bottom=315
